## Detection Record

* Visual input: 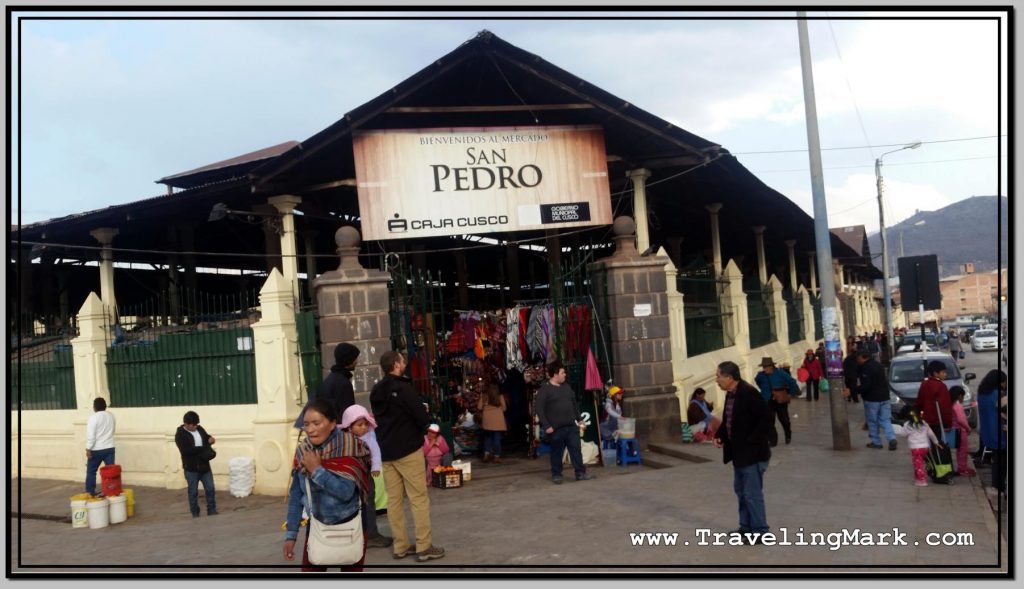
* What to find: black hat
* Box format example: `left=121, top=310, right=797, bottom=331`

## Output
left=334, top=343, right=360, bottom=367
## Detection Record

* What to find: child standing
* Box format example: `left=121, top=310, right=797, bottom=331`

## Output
left=339, top=405, right=393, bottom=548
left=477, top=383, right=508, bottom=463
left=423, top=424, right=450, bottom=485
left=949, top=386, right=977, bottom=477
left=891, top=408, right=941, bottom=486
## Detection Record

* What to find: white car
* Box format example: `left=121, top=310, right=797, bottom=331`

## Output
left=971, top=329, right=999, bottom=352
left=895, top=342, right=938, bottom=356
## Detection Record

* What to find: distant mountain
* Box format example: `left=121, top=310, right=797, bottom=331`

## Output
left=867, top=195, right=1008, bottom=278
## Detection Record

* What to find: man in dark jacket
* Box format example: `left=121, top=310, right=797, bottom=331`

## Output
left=174, top=411, right=218, bottom=517
left=317, top=342, right=360, bottom=419
left=854, top=351, right=898, bottom=450
left=714, top=361, right=772, bottom=544
left=369, top=351, right=444, bottom=563
left=842, top=347, right=861, bottom=403
left=535, top=360, right=593, bottom=485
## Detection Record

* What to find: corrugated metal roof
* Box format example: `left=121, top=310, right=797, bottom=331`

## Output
left=157, top=141, right=299, bottom=188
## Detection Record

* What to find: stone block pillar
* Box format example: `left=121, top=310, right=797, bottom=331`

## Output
left=89, top=227, right=119, bottom=323
left=268, top=195, right=302, bottom=307
left=313, top=227, right=392, bottom=407
left=250, top=268, right=304, bottom=495
left=591, top=217, right=678, bottom=446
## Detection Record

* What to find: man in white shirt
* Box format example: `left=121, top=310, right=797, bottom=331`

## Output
left=85, top=397, right=116, bottom=496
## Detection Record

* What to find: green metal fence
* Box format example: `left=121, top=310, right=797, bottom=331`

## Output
left=297, top=310, right=323, bottom=403
left=107, top=328, right=257, bottom=407
left=746, top=288, right=777, bottom=348
left=677, top=259, right=729, bottom=356
left=786, top=294, right=804, bottom=344
left=11, top=345, right=76, bottom=410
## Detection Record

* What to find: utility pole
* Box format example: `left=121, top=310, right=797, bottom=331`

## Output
left=797, top=13, right=850, bottom=450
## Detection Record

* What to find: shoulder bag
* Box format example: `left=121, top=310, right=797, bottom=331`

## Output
left=303, top=475, right=364, bottom=565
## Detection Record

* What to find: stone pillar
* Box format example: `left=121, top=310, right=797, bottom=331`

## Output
left=752, top=225, right=767, bottom=287
left=808, top=252, right=818, bottom=295
left=706, top=203, right=723, bottom=278
left=785, top=240, right=798, bottom=294
left=313, top=227, right=392, bottom=407
left=719, top=259, right=752, bottom=374
left=799, top=285, right=815, bottom=343
left=591, top=217, right=677, bottom=446
left=250, top=268, right=304, bottom=495
left=659, top=251, right=688, bottom=412
left=70, top=292, right=110, bottom=411
left=628, top=168, right=653, bottom=254
left=767, top=275, right=787, bottom=351
left=268, top=195, right=302, bottom=306
left=89, top=227, right=119, bottom=323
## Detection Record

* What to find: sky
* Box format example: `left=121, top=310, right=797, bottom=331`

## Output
left=12, top=9, right=1009, bottom=237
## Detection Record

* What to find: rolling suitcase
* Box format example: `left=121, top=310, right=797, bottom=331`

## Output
left=925, top=401, right=955, bottom=485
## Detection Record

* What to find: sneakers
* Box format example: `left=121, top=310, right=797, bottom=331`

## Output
left=367, top=534, right=394, bottom=548
left=866, top=443, right=883, bottom=449
left=207, top=510, right=219, bottom=516
left=416, top=545, right=445, bottom=562
left=915, top=480, right=928, bottom=487
left=889, top=440, right=898, bottom=451
left=552, top=476, right=564, bottom=485
left=576, top=473, right=595, bottom=481
left=393, top=547, right=417, bottom=559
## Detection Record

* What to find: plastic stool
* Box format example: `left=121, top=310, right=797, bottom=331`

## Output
left=617, top=438, right=642, bottom=467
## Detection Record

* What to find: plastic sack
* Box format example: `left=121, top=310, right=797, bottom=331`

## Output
left=228, top=456, right=256, bottom=498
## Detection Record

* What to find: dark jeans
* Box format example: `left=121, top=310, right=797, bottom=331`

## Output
left=768, top=400, right=791, bottom=446
left=733, top=461, right=769, bottom=533
left=85, top=448, right=115, bottom=495
left=184, top=469, right=217, bottom=516
left=805, top=378, right=819, bottom=401
left=991, top=448, right=1007, bottom=492
left=360, top=474, right=379, bottom=537
left=548, top=425, right=585, bottom=479
left=483, top=430, right=503, bottom=457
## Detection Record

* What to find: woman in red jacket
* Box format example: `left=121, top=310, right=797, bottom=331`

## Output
left=914, top=360, right=953, bottom=439
left=800, top=349, right=824, bottom=401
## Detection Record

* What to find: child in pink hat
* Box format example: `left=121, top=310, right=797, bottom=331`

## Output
left=422, top=424, right=450, bottom=485
left=339, top=405, right=392, bottom=548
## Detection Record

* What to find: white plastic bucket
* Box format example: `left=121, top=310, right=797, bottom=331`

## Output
left=108, top=495, right=128, bottom=524
left=618, top=417, right=636, bottom=439
left=71, top=499, right=89, bottom=528
left=86, top=498, right=109, bottom=529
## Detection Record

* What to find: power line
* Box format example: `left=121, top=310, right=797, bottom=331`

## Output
left=753, top=154, right=1003, bottom=174
left=730, top=135, right=1004, bottom=156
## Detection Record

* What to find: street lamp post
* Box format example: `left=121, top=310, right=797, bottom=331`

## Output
left=876, top=141, right=922, bottom=361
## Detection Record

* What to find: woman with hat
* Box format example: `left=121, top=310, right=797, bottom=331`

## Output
left=600, top=386, right=625, bottom=442
left=800, top=349, right=824, bottom=401
left=754, top=356, right=799, bottom=446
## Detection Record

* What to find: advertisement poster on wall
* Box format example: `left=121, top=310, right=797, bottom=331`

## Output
left=352, top=125, right=612, bottom=240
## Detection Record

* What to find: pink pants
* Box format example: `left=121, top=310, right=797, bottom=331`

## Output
left=956, top=429, right=974, bottom=474
left=911, top=448, right=929, bottom=483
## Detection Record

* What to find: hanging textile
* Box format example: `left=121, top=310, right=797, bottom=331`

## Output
left=584, top=346, right=603, bottom=391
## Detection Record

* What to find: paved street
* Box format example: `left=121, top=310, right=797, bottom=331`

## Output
left=10, top=370, right=1008, bottom=575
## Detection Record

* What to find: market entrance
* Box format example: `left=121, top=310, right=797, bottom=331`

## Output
left=386, top=244, right=613, bottom=465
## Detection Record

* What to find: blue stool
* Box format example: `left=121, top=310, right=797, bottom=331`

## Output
left=616, top=438, right=642, bottom=467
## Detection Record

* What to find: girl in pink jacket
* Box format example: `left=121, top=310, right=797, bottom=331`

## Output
left=423, top=424, right=450, bottom=485
left=949, top=386, right=976, bottom=477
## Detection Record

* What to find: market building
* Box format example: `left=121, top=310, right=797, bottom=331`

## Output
left=12, top=31, right=871, bottom=495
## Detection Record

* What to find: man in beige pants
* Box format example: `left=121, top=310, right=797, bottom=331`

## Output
left=369, top=351, right=445, bottom=562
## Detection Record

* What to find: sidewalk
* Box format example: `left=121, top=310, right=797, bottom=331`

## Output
left=10, top=398, right=1007, bottom=573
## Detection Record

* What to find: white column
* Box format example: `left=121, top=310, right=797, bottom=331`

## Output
left=808, top=251, right=818, bottom=295
left=268, top=195, right=302, bottom=306
left=628, top=168, right=653, bottom=255
left=785, top=239, right=798, bottom=293
left=706, top=203, right=723, bottom=278
left=752, top=225, right=767, bottom=286
left=89, top=227, right=119, bottom=323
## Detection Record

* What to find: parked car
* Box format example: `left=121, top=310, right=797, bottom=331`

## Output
left=888, top=351, right=977, bottom=428
left=895, top=342, right=938, bottom=356
left=971, top=329, right=999, bottom=352
left=895, top=332, right=946, bottom=351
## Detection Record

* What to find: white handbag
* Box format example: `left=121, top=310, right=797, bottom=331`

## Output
left=303, top=475, right=364, bottom=566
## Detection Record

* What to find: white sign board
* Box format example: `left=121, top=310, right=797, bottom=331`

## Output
left=352, top=126, right=612, bottom=240
left=633, top=303, right=652, bottom=317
